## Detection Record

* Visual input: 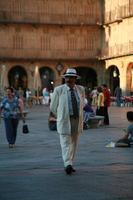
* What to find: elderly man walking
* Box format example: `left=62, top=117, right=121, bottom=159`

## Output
left=50, top=68, right=85, bottom=175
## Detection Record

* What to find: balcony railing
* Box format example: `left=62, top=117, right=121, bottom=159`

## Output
left=0, top=48, right=99, bottom=60
left=0, top=10, right=101, bottom=25
left=101, top=41, right=133, bottom=59
left=104, top=3, right=133, bottom=24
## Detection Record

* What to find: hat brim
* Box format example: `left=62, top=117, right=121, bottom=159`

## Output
left=61, top=74, right=80, bottom=79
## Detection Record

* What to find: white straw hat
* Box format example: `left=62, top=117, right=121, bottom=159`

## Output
left=62, top=68, right=80, bottom=79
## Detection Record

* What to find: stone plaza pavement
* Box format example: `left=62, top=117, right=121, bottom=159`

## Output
left=0, top=105, right=133, bottom=200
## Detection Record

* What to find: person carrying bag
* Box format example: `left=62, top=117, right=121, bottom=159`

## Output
left=22, top=119, right=29, bottom=134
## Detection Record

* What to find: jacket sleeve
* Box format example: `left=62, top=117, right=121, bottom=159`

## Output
left=50, top=87, right=59, bottom=116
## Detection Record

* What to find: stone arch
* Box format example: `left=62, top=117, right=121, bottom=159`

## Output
left=126, top=62, right=133, bottom=95
left=8, top=65, right=28, bottom=90
left=105, top=65, right=120, bottom=95
left=39, top=66, right=55, bottom=91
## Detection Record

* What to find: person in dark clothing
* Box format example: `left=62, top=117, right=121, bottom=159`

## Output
left=114, top=86, right=122, bottom=107
left=102, top=84, right=111, bottom=125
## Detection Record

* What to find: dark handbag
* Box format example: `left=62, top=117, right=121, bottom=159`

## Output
left=22, top=123, right=29, bottom=134
left=48, top=121, right=57, bottom=131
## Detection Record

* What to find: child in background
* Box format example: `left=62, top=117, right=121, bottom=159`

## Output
left=116, top=111, right=133, bottom=147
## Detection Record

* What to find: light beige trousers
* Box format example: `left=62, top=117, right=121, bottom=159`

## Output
left=59, top=117, right=80, bottom=167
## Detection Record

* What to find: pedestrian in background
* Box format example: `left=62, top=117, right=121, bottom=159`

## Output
left=25, top=88, right=32, bottom=108
left=102, top=84, right=111, bottom=125
left=0, top=87, right=24, bottom=148
left=50, top=68, right=85, bottom=175
left=96, top=86, right=104, bottom=117
left=91, top=86, right=98, bottom=106
left=83, top=98, right=95, bottom=129
left=114, top=86, right=122, bottom=107
left=42, top=87, right=50, bottom=105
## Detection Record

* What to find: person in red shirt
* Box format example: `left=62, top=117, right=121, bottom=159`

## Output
left=102, top=84, right=111, bottom=125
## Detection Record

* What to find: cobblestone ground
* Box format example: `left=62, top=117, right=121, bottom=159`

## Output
left=0, top=105, right=133, bottom=200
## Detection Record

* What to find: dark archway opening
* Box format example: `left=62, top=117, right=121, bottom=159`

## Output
left=8, top=66, right=27, bottom=90
left=76, top=67, right=97, bottom=89
left=107, top=65, right=120, bottom=95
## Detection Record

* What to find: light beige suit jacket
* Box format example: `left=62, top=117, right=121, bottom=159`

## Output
left=50, top=84, right=85, bottom=134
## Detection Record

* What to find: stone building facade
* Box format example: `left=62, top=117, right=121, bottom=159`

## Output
left=0, top=0, right=104, bottom=95
left=102, top=0, right=133, bottom=95
left=0, top=0, right=133, bottom=96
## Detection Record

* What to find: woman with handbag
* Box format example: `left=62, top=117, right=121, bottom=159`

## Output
left=0, top=87, right=25, bottom=148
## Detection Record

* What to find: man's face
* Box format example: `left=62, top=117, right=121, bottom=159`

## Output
left=65, top=76, right=77, bottom=87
